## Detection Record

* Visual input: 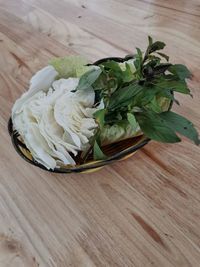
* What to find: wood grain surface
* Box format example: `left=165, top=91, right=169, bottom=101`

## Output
left=0, top=0, right=200, bottom=266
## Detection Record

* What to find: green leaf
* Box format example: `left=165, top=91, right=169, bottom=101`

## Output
left=168, top=64, right=192, bottom=80
left=142, top=65, right=154, bottom=78
left=136, top=47, right=143, bottom=59
left=109, top=83, right=143, bottom=109
left=102, top=61, right=123, bottom=81
left=159, top=111, right=200, bottom=145
left=156, top=96, right=172, bottom=111
left=153, top=63, right=172, bottom=75
left=109, top=77, right=118, bottom=88
left=156, top=52, right=169, bottom=62
left=103, top=60, right=122, bottom=73
left=155, top=78, right=191, bottom=94
left=93, top=141, right=107, bottom=160
left=147, top=55, right=162, bottom=67
left=76, top=68, right=102, bottom=90
left=146, top=97, right=162, bottom=113
left=122, top=63, right=135, bottom=82
left=148, top=36, right=153, bottom=46
left=127, top=113, right=138, bottom=131
left=101, top=61, right=124, bottom=85
left=94, top=109, right=105, bottom=130
left=133, top=85, right=161, bottom=106
left=135, top=110, right=181, bottom=143
left=149, top=41, right=166, bottom=53
left=134, top=48, right=143, bottom=78
left=93, top=72, right=107, bottom=91
left=158, top=89, right=180, bottom=105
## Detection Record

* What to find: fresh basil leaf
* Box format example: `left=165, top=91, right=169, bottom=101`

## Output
left=122, top=63, right=135, bottom=82
left=158, top=89, right=180, bottom=105
left=149, top=41, right=166, bottom=53
left=140, top=90, right=157, bottom=105
left=93, top=72, right=108, bottom=91
left=76, top=68, right=102, bottom=90
left=93, top=141, right=107, bottom=160
left=153, top=63, right=172, bottom=75
left=134, top=58, right=140, bottom=70
left=156, top=52, right=169, bottom=62
left=102, top=61, right=124, bottom=86
left=94, top=109, right=105, bottom=130
left=146, top=97, right=162, bottom=113
left=134, top=84, right=161, bottom=106
left=136, top=47, right=143, bottom=59
left=148, top=36, right=153, bottom=46
left=127, top=113, right=138, bottom=131
left=135, top=110, right=181, bottom=143
left=102, top=61, right=122, bottom=75
left=168, top=64, right=192, bottom=80
left=159, top=111, right=200, bottom=145
left=104, top=112, right=119, bottom=124
left=156, top=96, right=172, bottom=111
left=109, top=83, right=143, bottom=109
left=142, top=65, right=154, bottom=78
left=107, top=77, right=118, bottom=93
left=134, top=48, right=143, bottom=78
left=156, top=78, right=190, bottom=94
left=147, top=56, right=162, bottom=67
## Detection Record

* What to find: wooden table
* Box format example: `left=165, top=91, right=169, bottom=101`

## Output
left=0, top=1, right=200, bottom=266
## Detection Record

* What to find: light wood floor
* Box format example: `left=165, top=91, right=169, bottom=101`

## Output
left=0, top=0, right=200, bottom=266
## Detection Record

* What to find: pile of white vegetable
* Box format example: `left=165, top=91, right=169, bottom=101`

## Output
left=12, top=57, right=136, bottom=170
left=12, top=70, right=97, bottom=169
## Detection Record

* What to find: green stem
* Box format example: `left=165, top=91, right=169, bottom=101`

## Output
left=81, top=129, right=100, bottom=163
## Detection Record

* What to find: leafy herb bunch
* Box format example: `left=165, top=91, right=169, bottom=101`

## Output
left=76, top=36, right=199, bottom=160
